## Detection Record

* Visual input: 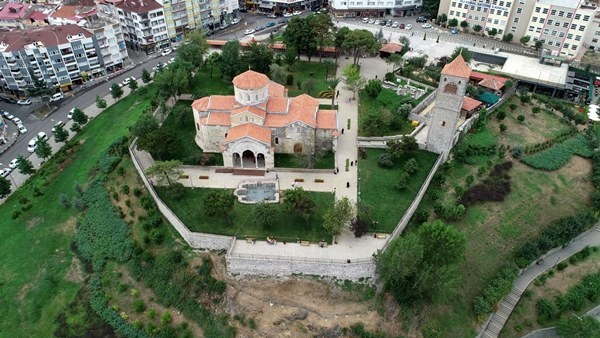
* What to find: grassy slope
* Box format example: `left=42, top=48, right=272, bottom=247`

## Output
left=286, top=61, right=335, bottom=97
left=0, top=88, right=155, bottom=337
left=155, top=187, right=333, bottom=242
left=358, top=89, right=415, bottom=136
left=358, top=149, right=438, bottom=232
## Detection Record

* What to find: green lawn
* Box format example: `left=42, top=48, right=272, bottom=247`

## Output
left=154, top=100, right=202, bottom=164
left=0, top=87, right=157, bottom=337
left=189, top=67, right=234, bottom=96
left=358, top=89, right=415, bottom=136
left=319, top=104, right=338, bottom=110
left=155, top=187, right=333, bottom=242
left=274, top=151, right=335, bottom=169
left=286, top=61, right=336, bottom=97
left=358, top=148, right=439, bottom=232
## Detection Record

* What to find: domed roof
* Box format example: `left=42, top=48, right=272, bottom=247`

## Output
left=232, top=70, right=270, bottom=90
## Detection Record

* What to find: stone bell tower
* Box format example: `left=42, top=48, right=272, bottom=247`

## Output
left=426, top=55, right=471, bottom=160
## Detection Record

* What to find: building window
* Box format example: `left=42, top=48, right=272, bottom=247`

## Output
left=542, top=8, right=548, bottom=14
left=528, top=26, right=534, bottom=32
left=571, top=45, right=578, bottom=50
left=511, top=26, right=516, bottom=33
left=514, top=17, right=519, bottom=23
left=558, top=11, right=564, bottom=17
left=547, top=20, right=553, bottom=25
left=539, top=18, right=545, bottom=24
left=516, top=7, right=522, bottom=13
left=550, top=9, right=556, bottom=15
left=532, top=17, right=537, bottom=22
left=584, top=15, right=590, bottom=21
left=275, top=137, right=279, bottom=144
left=575, top=14, right=581, bottom=20
left=566, top=12, right=573, bottom=19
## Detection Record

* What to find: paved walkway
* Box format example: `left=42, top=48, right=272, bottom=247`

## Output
left=480, top=224, right=600, bottom=338
left=521, top=303, right=600, bottom=338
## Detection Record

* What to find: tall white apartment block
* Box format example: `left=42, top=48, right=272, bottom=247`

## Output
left=330, top=0, right=423, bottom=18
left=114, top=0, right=170, bottom=53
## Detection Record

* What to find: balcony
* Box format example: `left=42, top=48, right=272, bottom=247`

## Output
left=15, top=79, right=26, bottom=87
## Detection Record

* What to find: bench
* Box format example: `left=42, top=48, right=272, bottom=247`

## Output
left=319, top=242, right=328, bottom=248
left=294, top=178, right=304, bottom=183
left=199, top=175, right=209, bottom=179
left=246, top=238, right=255, bottom=244
left=376, top=234, right=387, bottom=239
left=300, top=241, right=310, bottom=246
left=179, top=174, right=189, bottom=179
left=314, top=179, right=324, bottom=183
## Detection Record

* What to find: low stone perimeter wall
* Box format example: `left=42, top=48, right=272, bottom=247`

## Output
left=226, top=256, right=376, bottom=281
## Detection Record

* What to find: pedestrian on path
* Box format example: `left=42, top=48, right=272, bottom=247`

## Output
left=341, top=128, right=344, bottom=134
left=336, top=90, right=339, bottom=98
left=292, top=182, right=296, bottom=188
left=346, top=181, right=350, bottom=188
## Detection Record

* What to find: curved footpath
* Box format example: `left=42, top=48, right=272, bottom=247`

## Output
left=479, top=224, right=600, bottom=338
left=520, top=304, right=600, bottom=338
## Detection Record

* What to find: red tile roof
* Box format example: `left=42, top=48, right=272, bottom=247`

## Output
left=225, top=123, right=271, bottom=145
left=204, top=112, right=231, bottom=126
left=192, top=97, right=209, bottom=111
left=266, top=97, right=289, bottom=113
left=115, top=0, right=163, bottom=13
left=379, top=43, right=403, bottom=54
left=478, top=78, right=504, bottom=91
left=462, top=97, right=482, bottom=111
left=231, top=105, right=266, bottom=119
left=0, top=25, right=94, bottom=52
left=232, top=70, right=270, bottom=90
left=470, top=71, right=509, bottom=84
left=0, top=3, right=30, bottom=20
left=442, top=55, right=472, bottom=78
left=316, top=109, right=337, bottom=129
left=207, top=96, right=235, bottom=111
left=267, top=81, right=286, bottom=97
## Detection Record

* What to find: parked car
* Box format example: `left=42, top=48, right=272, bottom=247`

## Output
left=399, top=23, right=405, bottom=29
left=374, top=20, right=380, bottom=25
left=255, top=26, right=265, bottom=31
left=152, top=63, right=166, bottom=71
left=68, top=107, right=76, bottom=119
left=292, top=11, right=302, bottom=16
left=386, top=21, right=392, bottom=27
left=244, top=29, right=255, bottom=35
left=17, top=98, right=31, bottom=105
left=161, top=48, right=172, bottom=56
left=8, top=158, right=18, bottom=169
left=379, top=20, right=387, bottom=26
left=0, top=168, right=11, bottom=178
left=239, top=8, right=247, bottom=13
left=416, top=16, right=427, bottom=23
left=0, top=96, right=17, bottom=104
left=266, top=22, right=276, bottom=27
left=49, top=92, right=63, bottom=102
left=11, top=117, right=22, bottom=125
left=421, top=23, right=432, bottom=28
left=2, top=111, right=14, bottom=120
left=405, top=24, right=413, bottom=30
left=231, top=18, right=240, bottom=24
left=451, top=28, right=459, bottom=34
left=37, top=131, right=48, bottom=141
left=267, top=14, right=277, bottom=18
left=27, top=138, right=38, bottom=152
left=368, top=19, right=375, bottom=24
left=17, top=124, right=27, bottom=134
left=363, top=17, right=369, bottom=23
left=283, top=12, right=293, bottom=17
left=392, top=21, right=399, bottom=28
left=278, top=19, right=289, bottom=24
left=52, top=120, right=65, bottom=132
left=122, top=77, right=136, bottom=86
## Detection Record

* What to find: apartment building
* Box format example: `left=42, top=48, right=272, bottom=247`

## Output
left=439, top=0, right=599, bottom=59
left=86, top=18, right=130, bottom=74
left=113, top=0, right=170, bottom=53
left=330, top=0, right=423, bottom=18
left=159, top=0, right=238, bottom=39
left=0, top=25, right=105, bottom=95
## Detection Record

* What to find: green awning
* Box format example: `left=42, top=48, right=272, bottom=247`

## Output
left=479, top=92, right=500, bottom=105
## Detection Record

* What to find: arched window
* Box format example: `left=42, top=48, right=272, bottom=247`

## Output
left=444, top=83, right=458, bottom=94
left=245, top=116, right=248, bottom=122
left=246, top=94, right=250, bottom=101
left=275, top=137, right=279, bottom=144
left=225, top=133, right=228, bottom=138
left=255, top=94, right=258, bottom=100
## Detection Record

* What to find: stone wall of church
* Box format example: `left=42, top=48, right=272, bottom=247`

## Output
left=272, top=122, right=317, bottom=154
left=200, top=125, right=228, bottom=152
left=316, top=129, right=334, bottom=151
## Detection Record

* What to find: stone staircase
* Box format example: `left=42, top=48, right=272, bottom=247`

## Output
left=480, top=286, right=524, bottom=338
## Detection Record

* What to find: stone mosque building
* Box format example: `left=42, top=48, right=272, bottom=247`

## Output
left=191, top=70, right=338, bottom=169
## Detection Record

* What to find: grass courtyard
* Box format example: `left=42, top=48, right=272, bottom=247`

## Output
left=155, top=187, right=334, bottom=242
left=358, top=88, right=416, bottom=137
left=286, top=61, right=336, bottom=97
left=358, top=148, right=439, bottom=233
left=0, top=87, right=157, bottom=337
left=416, top=97, right=595, bottom=336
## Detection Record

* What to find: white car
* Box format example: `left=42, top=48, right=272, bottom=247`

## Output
left=283, top=12, right=293, bottom=17
left=392, top=21, right=399, bottom=28
left=421, top=23, right=432, bottom=28
left=362, top=17, right=369, bottom=23
left=17, top=98, right=31, bottom=105
left=17, top=124, right=27, bottom=134
left=152, top=63, right=166, bottom=71
left=27, top=138, right=38, bottom=152
left=12, top=117, right=22, bottom=125
left=2, top=111, right=14, bottom=120
left=49, top=92, right=63, bottom=102
left=0, top=168, right=11, bottom=178
left=8, top=158, right=18, bottom=169
left=161, top=48, right=172, bottom=56
left=374, top=20, right=380, bottom=25
left=52, top=120, right=65, bottom=132
left=122, top=77, right=136, bottom=86
left=368, top=19, right=375, bottom=24
left=68, top=108, right=76, bottom=119
left=37, top=131, right=48, bottom=141
left=231, top=18, right=240, bottom=24
left=244, top=29, right=255, bottom=35
left=292, top=11, right=302, bottom=16
left=405, top=24, right=413, bottom=30
left=267, top=14, right=277, bottom=18
left=168, top=57, right=175, bottom=64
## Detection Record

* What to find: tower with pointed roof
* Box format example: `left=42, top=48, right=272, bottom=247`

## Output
left=426, top=55, right=471, bottom=160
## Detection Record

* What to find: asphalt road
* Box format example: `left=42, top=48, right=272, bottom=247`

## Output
left=0, top=53, right=174, bottom=167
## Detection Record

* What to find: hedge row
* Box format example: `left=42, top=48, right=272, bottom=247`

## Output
left=521, top=133, right=593, bottom=170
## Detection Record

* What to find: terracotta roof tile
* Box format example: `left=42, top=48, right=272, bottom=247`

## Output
left=207, top=96, right=235, bottom=111
left=232, top=70, right=270, bottom=89
left=462, top=97, right=482, bottom=111
left=115, top=0, right=163, bottom=13
left=317, top=109, right=337, bottom=129
left=0, top=25, right=94, bottom=52
left=267, top=81, right=286, bottom=97
left=442, top=55, right=472, bottom=78
left=231, top=106, right=266, bottom=118
left=470, top=71, right=508, bottom=84
left=205, top=112, right=231, bottom=126
left=379, top=43, right=403, bottom=54
left=225, top=123, right=271, bottom=144
left=192, top=97, right=209, bottom=111
left=478, top=78, right=504, bottom=90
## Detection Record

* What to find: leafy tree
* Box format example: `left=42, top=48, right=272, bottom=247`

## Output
left=473, top=24, right=483, bottom=33
left=243, top=42, right=274, bottom=74
left=132, top=114, right=159, bottom=139
left=436, top=13, right=448, bottom=25
left=500, top=123, right=507, bottom=133
left=175, top=43, right=204, bottom=71
left=488, top=28, right=498, bottom=37
left=26, top=67, right=54, bottom=109
left=52, top=124, right=69, bottom=143
left=535, top=40, right=543, bottom=50
left=110, top=83, right=124, bottom=99
left=387, top=136, right=418, bottom=159
left=269, top=63, right=287, bottom=84
left=141, top=68, right=152, bottom=83
left=310, top=13, right=334, bottom=62
left=404, top=158, right=419, bottom=174
left=406, top=56, right=428, bottom=69
left=323, top=60, right=335, bottom=80
left=154, top=67, right=189, bottom=100
left=137, top=128, right=180, bottom=161
left=342, top=64, right=366, bottom=99
left=342, top=29, right=380, bottom=65
left=35, top=138, right=52, bottom=160
left=0, top=176, right=10, bottom=198
left=323, top=197, right=353, bottom=236
left=460, top=20, right=469, bottom=29
left=387, top=54, right=404, bottom=73
left=144, top=160, right=183, bottom=185
left=502, top=33, right=514, bottom=42
left=284, top=187, right=315, bottom=227
left=127, top=78, right=138, bottom=92
left=95, top=95, right=107, bottom=109
left=556, top=316, right=600, bottom=338
left=253, top=202, right=278, bottom=229
left=283, top=47, right=297, bottom=70
left=203, top=190, right=235, bottom=224
left=394, top=171, right=410, bottom=191
left=220, top=40, right=244, bottom=80
left=519, top=36, right=531, bottom=45
left=466, top=84, right=479, bottom=98
left=424, top=0, right=441, bottom=17
left=517, top=115, right=525, bottom=122
left=364, top=79, right=382, bottom=98
left=419, top=220, right=466, bottom=267
left=520, top=94, right=531, bottom=104
left=16, top=155, right=35, bottom=175
left=72, top=107, right=88, bottom=125
left=283, top=17, right=315, bottom=60
left=334, top=26, right=351, bottom=57
left=450, top=47, right=472, bottom=63
left=496, top=110, right=507, bottom=120
left=327, top=77, right=341, bottom=107
left=186, top=30, right=209, bottom=57
left=447, top=18, right=458, bottom=27
left=205, top=52, right=221, bottom=79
